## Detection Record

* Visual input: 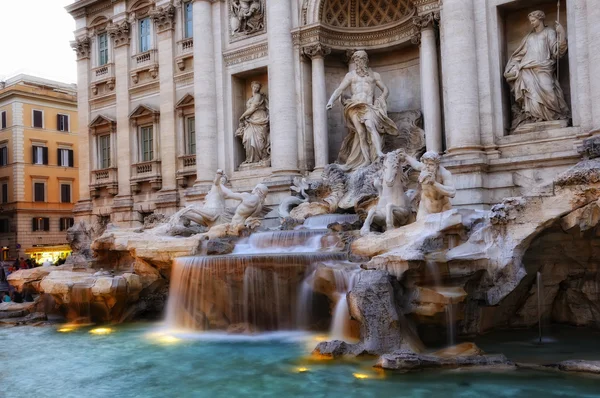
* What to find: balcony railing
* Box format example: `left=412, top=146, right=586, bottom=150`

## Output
left=132, top=50, right=158, bottom=69
left=178, top=38, right=193, bottom=56
left=91, top=63, right=115, bottom=83
left=131, top=160, right=161, bottom=181
left=177, top=154, right=196, bottom=175
left=90, top=167, right=118, bottom=197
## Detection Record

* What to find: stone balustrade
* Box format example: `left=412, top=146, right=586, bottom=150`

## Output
left=130, top=160, right=162, bottom=192
left=89, top=167, right=118, bottom=197
left=91, top=63, right=115, bottom=83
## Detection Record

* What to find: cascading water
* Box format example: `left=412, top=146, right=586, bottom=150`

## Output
left=301, top=214, right=359, bottom=230
left=329, top=265, right=360, bottom=341
left=166, top=214, right=358, bottom=332
left=537, top=271, right=543, bottom=344
left=445, top=302, right=455, bottom=346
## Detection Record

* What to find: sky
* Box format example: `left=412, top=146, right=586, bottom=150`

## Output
left=0, top=0, right=77, bottom=84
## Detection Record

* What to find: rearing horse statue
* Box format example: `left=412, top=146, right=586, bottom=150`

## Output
left=360, top=149, right=412, bottom=235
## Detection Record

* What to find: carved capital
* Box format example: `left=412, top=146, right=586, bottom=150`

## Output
left=412, top=11, right=440, bottom=30
left=107, top=20, right=131, bottom=47
left=302, top=44, right=331, bottom=60
left=151, top=4, right=176, bottom=33
left=410, top=31, right=421, bottom=46
left=71, top=37, right=91, bottom=60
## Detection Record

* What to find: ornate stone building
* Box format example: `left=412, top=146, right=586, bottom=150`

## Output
left=67, top=0, right=600, bottom=227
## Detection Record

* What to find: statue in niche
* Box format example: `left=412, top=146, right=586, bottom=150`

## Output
left=400, top=151, right=455, bottom=221
left=235, top=81, right=270, bottom=166
left=327, top=50, right=399, bottom=172
left=230, top=0, right=264, bottom=37
left=360, top=149, right=412, bottom=236
left=504, top=10, right=569, bottom=130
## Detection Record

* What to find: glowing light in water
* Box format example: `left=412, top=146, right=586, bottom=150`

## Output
left=57, top=326, right=76, bottom=333
left=295, top=367, right=309, bottom=373
left=89, top=327, right=113, bottom=335
left=353, top=373, right=369, bottom=379
left=146, top=331, right=182, bottom=345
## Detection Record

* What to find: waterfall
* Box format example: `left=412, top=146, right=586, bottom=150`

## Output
left=445, top=302, right=455, bottom=346
left=302, top=214, right=359, bottom=229
left=166, top=252, right=348, bottom=331
left=70, top=283, right=92, bottom=323
left=329, top=265, right=360, bottom=341
left=233, top=229, right=334, bottom=254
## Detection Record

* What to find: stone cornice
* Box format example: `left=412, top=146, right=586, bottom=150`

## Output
left=151, top=4, right=176, bottom=33
left=107, top=20, right=131, bottom=47
left=223, top=41, right=268, bottom=67
left=71, top=37, right=91, bottom=60
left=413, top=0, right=441, bottom=15
left=292, top=19, right=417, bottom=50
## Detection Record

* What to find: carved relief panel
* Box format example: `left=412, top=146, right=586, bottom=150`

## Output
left=229, top=0, right=266, bottom=42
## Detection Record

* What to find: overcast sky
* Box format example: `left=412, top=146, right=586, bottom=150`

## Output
left=0, top=0, right=77, bottom=84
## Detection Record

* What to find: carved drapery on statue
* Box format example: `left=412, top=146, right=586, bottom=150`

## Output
left=236, top=81, right=270, bottom=166
left=229, top=0, right=265, bottom=39
left=504, top=10, right=569, bottom=131
left=327, top=50, right=399, bottom=172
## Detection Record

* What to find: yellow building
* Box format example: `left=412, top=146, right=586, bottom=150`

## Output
left=0, top=75, right=78, bottom=263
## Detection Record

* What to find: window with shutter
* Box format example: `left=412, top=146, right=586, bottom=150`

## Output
left=33, top=110, right=43, bottom=128
left=43, top=147, right=48, bottom=165
left=68, top=149, right=74, bottom=167
left=139, top=18, right=151, bottom=53
left=1, top=111, right=6, bottom=129
left=57, top=114, right=69, bottom=132
left=60, top=217, right=74, bottom=231
left=0, top=146, right=7, bottom=166
left=98, top=33, right=109, bottom=66
left=60, top=184, right=71, bottom=203
left=187, top=117, right=196, bottom=155
left=140, top=126, right=153, bottom=161
left=34, top=182, right=45, bottom=202
left=99, top=135, right=111, bottom=169
left=0, top=219, right=9, bottom=233
left=32, top=217, right=41, bottom=232
left=43, top=217, right=50, bottom=231
left=58, top=148, right=73, bottom=167
left=1, top=183, right=7, bottom=204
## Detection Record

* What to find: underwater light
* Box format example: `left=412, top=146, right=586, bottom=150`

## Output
left=157, top=335, right=181, bottom=344
left=353, top=373, right=369, bottom=379
left=57, top=327, right=75, bottom=333
left=89, top=327, right=113, bottom=335
left=295, top=367, right=309, bottom=373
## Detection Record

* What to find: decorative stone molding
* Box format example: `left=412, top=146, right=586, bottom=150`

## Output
left=107, top=21, right=131, bottom=47
left=71, top=37, right=91, bottom=60
left=223, top=41, right=268, bottom=67
left=302, top=43, right=331, bottom=59
left=229, top=0, right=266, bottom=42
left=411, top=11, right=440, bottom=45
left=151, top=4, right=176, bottom=33
left=412, top=0, right=441, bottom=15
left=292, top=17, right=416, bottom=50
left=320, top=0, right=414, bottom=29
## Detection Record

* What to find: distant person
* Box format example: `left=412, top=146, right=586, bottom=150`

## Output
left=13, top=258, right=19, bottom=271
left=3, top=292, right=11, bottom=302
left=11, top=290, right=23, bottom=303
left=19, top=258, right=27, bottom=270
left=42, top=259, right=52, bottom=267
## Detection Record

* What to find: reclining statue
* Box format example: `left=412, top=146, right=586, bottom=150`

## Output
left=179, top=169, right=229, bottom=229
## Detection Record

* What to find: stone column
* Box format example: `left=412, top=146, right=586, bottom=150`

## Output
left=152, top=4, right=178, bottom=195
left=108, top=20, right=133, bottom=195
left=440, top=0, right=482, bottom=155
left=192, top=0, right=218, bottom=184
left=267, top=0, right=300, bottom=176
left=71, top=35, right=92, bottom=203
left=413, top=13, right=443, bottom=153
left=304, top=44, right=331, bottom=171
left=588, top=3, right=600, bottom=133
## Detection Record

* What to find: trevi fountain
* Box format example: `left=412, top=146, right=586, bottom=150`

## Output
left=3, top=0, right=600, bottom=396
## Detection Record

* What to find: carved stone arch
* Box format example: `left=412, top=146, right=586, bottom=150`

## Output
left=129, top=0, right=155, bottom=17
left=89, top=15, right=110, bottom=30
left=175, top=94, right=194, bottom=109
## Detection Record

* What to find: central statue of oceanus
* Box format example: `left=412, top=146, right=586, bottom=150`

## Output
left=327, top=50, right=399, bottom=171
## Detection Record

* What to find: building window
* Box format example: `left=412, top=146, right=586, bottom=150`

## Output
left=32, top=217, right=50, bottom=232
left=139, top=18, right=151, bottom=53
left=34, top=182, right=45, bottom=202
left=0, top=146, right=7, bottom=166
left=1, top=111, right=6, bottom=129
left=60, top=217, right=74, bottom=231
left=60, top=183, right=71, bottom=203
left=184, top=2, right=193, bottom=38
left=1, top=183, right=7, bottom=204
left=0, top=219, right=9, bottom=233
left=98, top=32, right=109, bottom=66
left=32, top=110, right=43, bottom=128
left=186, top=117, right=195, bottom=154
left=32, top=146, right=48, bottom=165
left=99, top=134, right=111, bottom=169
left=58, top=148, right=74, bottom=167
left=140, top=126, right=153, bottom=162
left=57, top=114, right=69, bottom=132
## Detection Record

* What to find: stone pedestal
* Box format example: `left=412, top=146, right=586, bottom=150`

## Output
left=513, top=120, right=569, bottom=135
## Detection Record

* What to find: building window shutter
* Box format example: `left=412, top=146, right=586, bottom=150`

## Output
left=68, top=149, right=74, bottom=167
left=0, top=147, right=6, bottom=166
left=32, top=146, right=36, bottom=163
left=57, top=148, right=62, bottom=166
left=43, top=218, right=50, bottom=231
left=33, top=110, right=43, bottom=128
left=43, top=147, right=48, bottom=165
left=1, top=184, right=7, bottom=204
left=1, top=112, right=6, bottom=129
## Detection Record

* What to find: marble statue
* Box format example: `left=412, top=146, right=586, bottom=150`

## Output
left=179, top=169, right=229, bottom=229
left=504, top=10, right=569, bottom=130
left=235, top=81, right=270, bottom=166
left=222, top=182, right=269, bottom=229
left=360, top=149, right=412, bottom=236
left=401, top=151, right=455, bottom=221
left=327, top=50, right=399, bottom=171
left=230, top=0, right=264, bottom=37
